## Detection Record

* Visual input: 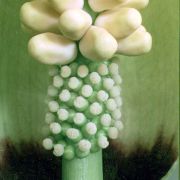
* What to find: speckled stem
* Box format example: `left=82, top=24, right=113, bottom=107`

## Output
left=62, top=150, right=103, bottom=180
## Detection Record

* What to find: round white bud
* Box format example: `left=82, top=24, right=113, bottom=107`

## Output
left=53, top=144, right=64, bottom=157
left=109, top=86, right=121, bottom=97
left=89, top=72, right=101, bottom=84
left=53, top=75, right=63, bottom=88
left=57, top=108, right=69, bottom=121
left=100, top=114, right=112, bottom=126
left=59, top=89, right=71, bottom=102
left=90, top=102, right=103, bottom=115
left=109, top=63, right=119, bottom=75
left=48, top=101, right=59, bottom=112
left=98, top=63, right=109, bottom=76
left=73, top=113, right=86, bottom=125
left=98, top=136, right=109, bottom=149
left=77, top=65, right=89, bottom=78
left=106, top=99, right=117, bottom=111
left=108, top=127, right=119, bottom=139
left=97, top=90, right=109, bottom=102
left=68, top=77, right=81, bottom=90
left=74, top=96, right=88, bottom=110
left=50, top=122, right=61, bottom=134
left=60, top=66, right=72, bottom=78
left=78, top=139, right=92, bottom=152
left=103, top=78, right=115, bottom=90
left=81, top=85, right=93, bottom=97
left=66, top=128, right=80, bottom=140
left=28, top=33, right=77, bottom=65
left=85, top=122, right=97, bottom=135
left=42, top=138, right=53, bottom=150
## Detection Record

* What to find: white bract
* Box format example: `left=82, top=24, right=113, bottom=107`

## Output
left=79, top=26, right=118, bottom=61
left=50, top=0, right=84, bottom=14
left=117, top=26, right=152, bottom=55
left=88, top=0, right=124, bottom=12
left=21, top=0, right=152, bottom=63
left=59, top=9, right=92, bottom=40
left=88, top=0, right=149, bottom=12
left=20, top=0, right=152, bottom=158
left=28, top=33, right=77, bottom=64
left=95, top=8, right=142, bottom=39
left=116, top=0, right=149, bottom=10
left=20, top=0, right=59, bottom=33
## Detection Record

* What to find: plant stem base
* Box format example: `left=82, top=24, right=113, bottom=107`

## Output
left=62, top=150, right=103, bottom=180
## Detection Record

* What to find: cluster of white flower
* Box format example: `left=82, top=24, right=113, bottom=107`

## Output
left=42, top=61, right=123, bottom=159
left=20, top=0, right=152, bottom=64
left=20, top=0, right=152, bottom=159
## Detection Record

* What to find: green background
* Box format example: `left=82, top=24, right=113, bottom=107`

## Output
left=0, top=0, right=179, bottom=179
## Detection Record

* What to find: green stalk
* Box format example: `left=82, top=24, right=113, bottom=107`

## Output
left=62, top=150, right=103, bottom=180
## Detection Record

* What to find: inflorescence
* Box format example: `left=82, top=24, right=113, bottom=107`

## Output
left=20, top=0, right=152, bottom=159
left=20, top=0, right=152, bottom=65
left=42, top=61, right=123, bottom=159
